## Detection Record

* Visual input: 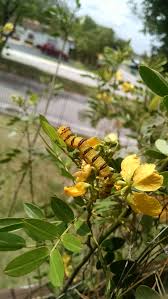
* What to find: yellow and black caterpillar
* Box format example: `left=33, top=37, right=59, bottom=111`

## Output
left=57, top=126, right=112, bottom=179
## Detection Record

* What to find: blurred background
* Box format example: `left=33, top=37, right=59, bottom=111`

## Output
left=0, top=0, right=167, bottom=136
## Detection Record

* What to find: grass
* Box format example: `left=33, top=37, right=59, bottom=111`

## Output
left=0, top=114, right=71, bottom=289
left=0, top=57, right=96, bottom=97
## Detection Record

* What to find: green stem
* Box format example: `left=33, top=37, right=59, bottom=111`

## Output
left=61, top=208, right=128, bottom=295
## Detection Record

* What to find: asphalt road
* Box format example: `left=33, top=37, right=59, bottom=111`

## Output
left=0, top=71, right=100, bottom=137
left=2, top=40, right=138, bottom=88
left=2, top=40, right=97, bottom=87
left=0, top=71, right=137, bottom=152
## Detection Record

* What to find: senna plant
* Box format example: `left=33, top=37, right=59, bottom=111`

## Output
left=82, top=48, right=168, bottom=156
left=0, top=66, right=168, bottom=299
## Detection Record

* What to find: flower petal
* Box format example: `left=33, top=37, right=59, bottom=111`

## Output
left=133, top=164, right=163, bottom=191
left=130, top=192, right=162, bottom=216
left=121, top=154, right=140, bottom=182
left=74, top=164, right=92, bottom=182
left=64, top=182, right=89, bottom=197
left=87, top=137, right=101, bottom=148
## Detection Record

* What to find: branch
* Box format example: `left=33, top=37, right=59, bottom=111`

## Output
left=60, top=208, right=128, bottom=295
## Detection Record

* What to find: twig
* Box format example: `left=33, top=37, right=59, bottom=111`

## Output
left=60, top=208, right=128, bottom=296
left=7, top=39, right=67, bottom=215
left=26, top=122, right=34, bottom=203
left=8, top=168, right=27, bottom=216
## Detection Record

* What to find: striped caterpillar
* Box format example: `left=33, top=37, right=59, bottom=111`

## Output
left=57, top=126, right=112, bottom=180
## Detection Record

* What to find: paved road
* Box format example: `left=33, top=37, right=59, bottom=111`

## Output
left=2, top=41, right=97, bottom=87
left=0, top=71, right=137, bottom=151
left=2, top=40, right=138, bottom=88
left=0, top=71, right=99, bottom=136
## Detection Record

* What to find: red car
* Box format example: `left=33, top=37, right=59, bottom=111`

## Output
left=38, top=43, right=69, bottom=61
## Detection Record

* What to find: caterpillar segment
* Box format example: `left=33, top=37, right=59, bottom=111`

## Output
left=58, top=126, right=112, bottom=178
left=58, top=126, right=113, bottom=198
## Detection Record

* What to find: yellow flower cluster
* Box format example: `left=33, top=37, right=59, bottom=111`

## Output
left=2, top=23, right=14, bottom=34
left=115, top=70, right=123, bottom=81
left=116, top=154, right=163, bottom=216
left=122, top=81, right=134, bottom=93
left=96, top=91, right=112, bottom=103
left=64, top=137, right=101, bottom=197
left=62, top=254, right=72, bottom=277
left=63, top=131, right=164, bottom=218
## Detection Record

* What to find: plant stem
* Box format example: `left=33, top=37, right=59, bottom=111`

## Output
left=8, top=39, right=67, bottom=215
left=8, top=168, right=27, bottom=216
left=60, top=208, right=128, bottom=295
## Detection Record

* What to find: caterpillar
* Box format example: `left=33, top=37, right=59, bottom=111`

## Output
left=57, top=126, right=112, bottom=179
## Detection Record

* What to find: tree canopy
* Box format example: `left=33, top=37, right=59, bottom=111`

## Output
left=0, top=0, right=51, bottom=26
left=131, top=0, right=168, bottom=56
left=71, top=16, right=128, bottom=66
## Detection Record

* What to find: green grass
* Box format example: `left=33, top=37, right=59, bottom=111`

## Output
left=0, top=114, right=70, bottom=288
left=0, top=57, right=96, bottom=97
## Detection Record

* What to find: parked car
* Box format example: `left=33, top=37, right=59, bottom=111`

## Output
left=38, top=43, right=69, bottom=61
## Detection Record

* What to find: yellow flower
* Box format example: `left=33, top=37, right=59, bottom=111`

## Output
left=62, top=254, right=72, bottom=277
left=96, top=92, right=112, bottom=103
left=62, top=254, right=71, bottom=265
left=115, top=70, right=123, bottom=81
left=74, top=163, right=92, bottom=182
left=121, top=154, right=163, bottom=191
left=122, top=82, right=134, bottom=93
left=64, top=182, right=89, bottom=197
left=3, top=23, right=14, bottom=34
left=87, top=137, right=101, bottom=148
left=128, top=192, right=162, bottom=217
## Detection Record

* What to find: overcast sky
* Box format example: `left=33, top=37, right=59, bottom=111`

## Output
left=78, top=0, right=156, bottom=55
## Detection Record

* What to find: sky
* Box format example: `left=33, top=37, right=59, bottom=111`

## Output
left=78, top=0, right=155, bottom=55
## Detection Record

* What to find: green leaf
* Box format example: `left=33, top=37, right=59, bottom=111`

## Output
left=160, top=171, right=168, bottom=186
left=110, top=260, right=135, bottom=275
left=24, top=203, right=44, bottom=219
left=4, top=247, right=49, bottom=277
left=75, top=0, right=81, bottom=8
left=102, top=237, right=125, bottom=251
left=40, top=115, right=57, bottom=141
left=148, top=95, right=161, bottom=111
left=75, top=220, right=90, bottom=236
left=0, top=218, right=23, bottom=226
left=145, top=149, right=166, bottom=159
left=23, top=219, right=66, bottom=241
left=0, top=232, right=26, bottom=251
left=155, top=139, right=168, bottom=156
left=104, top=251, right=115, bottom=265
left=49, top=249, right=64, bottom=287
left=163, top=95, right=168, bottom=111
left=40, top=115, right=66, bottom=148
left=62, top=233, right=82, bottom=253
left=135, top=285, right=160, bottom=299
left=0, top=223, right=23, bottom=232
left=139, top=65, right=168, bottom=96
left=51, top=197, right=74, bottom=223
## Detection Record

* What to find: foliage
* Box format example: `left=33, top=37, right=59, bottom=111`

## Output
left=0, top=63, right=168, bottom=297
left=71, top=15, right=130, bottom=66
left=131, top=0, right=168, bottom=57
left=0, top=0, right=50, bottom=26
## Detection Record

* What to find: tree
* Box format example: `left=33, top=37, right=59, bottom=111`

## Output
left=0, top=0, right=51, bottom=26
left=44, top=0, right=80, bottom=40
left=71, top=16, right=128, bottom=66
left=131, top=0, right=168, bottom=57
left=0, top=0, right=52, bottom=53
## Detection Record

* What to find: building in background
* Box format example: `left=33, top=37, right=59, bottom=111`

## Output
left=11, top=19, right=75, bottom=58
